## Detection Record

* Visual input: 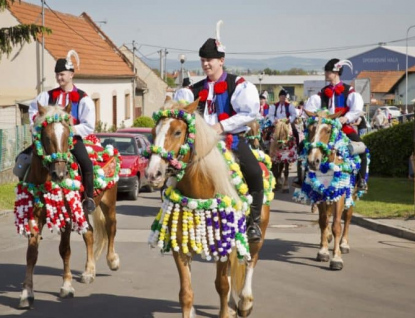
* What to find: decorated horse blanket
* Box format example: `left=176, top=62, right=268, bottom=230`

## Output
left=14, top=134, right=121, bottom=237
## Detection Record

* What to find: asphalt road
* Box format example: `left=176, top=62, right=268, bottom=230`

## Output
left=1, top=188, right=414, bottom=318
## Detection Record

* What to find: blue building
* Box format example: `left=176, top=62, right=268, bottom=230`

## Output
left=342, top=46, right=415, bottom=81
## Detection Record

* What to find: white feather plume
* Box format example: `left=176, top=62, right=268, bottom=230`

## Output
left=334, top=59, right=353, bottom=73
left=66, top=49, right=80, bottom=70
left=215, top=20, right=226, bottom=53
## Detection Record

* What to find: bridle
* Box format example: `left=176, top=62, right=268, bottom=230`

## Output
left=144, top=108, right=196, bottom=181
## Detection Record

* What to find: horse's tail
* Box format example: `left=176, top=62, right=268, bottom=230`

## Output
left=229, top=249, right=246, bottom=298
left=92, top=205, right=108, bottom=260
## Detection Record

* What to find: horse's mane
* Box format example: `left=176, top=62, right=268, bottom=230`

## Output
left=34, top=106, right=72, bottom=127
left=163, top=100, right=240, bottom=201
left=273, top=120, right=290, bottom=141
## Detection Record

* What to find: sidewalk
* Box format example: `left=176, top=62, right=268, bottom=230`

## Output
left=2, top=208, right=415, bottom=242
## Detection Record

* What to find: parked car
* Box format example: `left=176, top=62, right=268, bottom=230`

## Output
left=117, top=127, right=153, bottom=143
left=95, top=132, right=152, bottom=200
left=380, top=106, right=402, bottom=118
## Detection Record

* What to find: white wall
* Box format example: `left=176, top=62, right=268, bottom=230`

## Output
left=396, top=73, right=415, bottom=108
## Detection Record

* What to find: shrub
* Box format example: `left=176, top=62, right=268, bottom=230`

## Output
left=363, top=121, right=414, bottom=177
left=133, top=116, right=155, bottom=128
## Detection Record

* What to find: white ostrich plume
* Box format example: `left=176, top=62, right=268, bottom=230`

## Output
left=215, top=20, right=225, bottom=53
left=334, top=59, right=353, bottom=73
left=66, top=50, right=80, bottom=70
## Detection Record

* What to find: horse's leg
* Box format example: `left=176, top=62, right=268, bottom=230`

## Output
left=237, top=205, right=270, bottom=317
left=102, top=187, right=119, bottom=271
left=215, top=260, right=231, bottom=318
left=271, top=162, right=279, bottom=190
left=173, top=252, right=195, bottom=318
left=316, top=203, right=331, bottom=262
left=330, top=198, right=345, bottom=270
left=80, top=218, right=96, bottom=284
left=340, top=205, right=353, bottom=254
left=59, top=224, right=75, bottom=298
left=18, top=223, right=43, bottom=309
left=282, top=162, right=290, bottom=193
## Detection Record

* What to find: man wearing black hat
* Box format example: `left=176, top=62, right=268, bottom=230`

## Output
left=173, top=77, right=194, bottom=102
left=259, top=92, right=269, bottom=118
left=174, top=21, right=264, bottom=243
left=294, top=58, right=367, bottom=191
left=28, top=50, right=97, bottom=213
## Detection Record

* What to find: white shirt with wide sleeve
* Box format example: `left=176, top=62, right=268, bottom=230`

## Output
left=266, top=102, right=297, bottom=123
left=29, top=89, right=95, bottom=138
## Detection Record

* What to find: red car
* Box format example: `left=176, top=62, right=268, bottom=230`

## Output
left=116, top=127, right=153, bottom=143
left=95, top=132, right=152, bottom=200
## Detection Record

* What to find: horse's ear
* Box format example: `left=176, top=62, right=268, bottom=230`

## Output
left=64, top=100, right=72, bottom=115
left=329, top=111, right=343, bottom=119
left=37, top=101, right=47, bottom=117
left=184, top=98, right=199, bottom=114
left=164, top=95, right=172, bottom=103
left=304, top=109, right=316, bottom=117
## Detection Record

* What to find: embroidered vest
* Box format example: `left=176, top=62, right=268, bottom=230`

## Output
left=48, top=87, right=87, bottom=125
left=274, top=102, right=290, bottom=119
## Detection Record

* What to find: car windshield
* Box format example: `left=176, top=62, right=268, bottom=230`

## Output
left=99, top=136, right=137, bottom=156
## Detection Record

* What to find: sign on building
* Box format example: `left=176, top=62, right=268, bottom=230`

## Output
left=303, top=80, right=326, bottom=97
left=354, top=78, right=371, bottom=104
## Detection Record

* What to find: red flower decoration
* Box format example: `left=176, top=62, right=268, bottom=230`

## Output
left=71, top=163, right=78, bottom=170
left=51, top=89, right=60, bottom=100
left=225, top=134, right=233, bottom=150
left=334, top=85, right=345, bottom=95
left=44, top=181, right=52, bottom=192
left=42, top=121, right=48, bottom=127
left=102, top=153, right=110, bottom=161
left=214, top=81, right=227, bottom=94
left=218, top=113, right=230, bottom=122
left=199, top=89, right=208, bottom=102
left=324, top=88, right=334, bottom=98
left=70, top=91, right=80, bottom=103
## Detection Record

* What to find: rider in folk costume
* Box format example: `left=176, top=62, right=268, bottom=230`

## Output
left=294, top=58, right=368, bottom=191
left=28, top=50, right=97, bottom=213
left=259, top=91, right=269, bottom=118
left=265, top=89, right=300, bottom=145
left=174, top=21, right=264, bottom=243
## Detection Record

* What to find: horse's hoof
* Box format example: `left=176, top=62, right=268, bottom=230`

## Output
left=18, top=296, right=34, bottom=309
left=237, top=305, right=253, bottom=317
left=316, top=252, right=330, bottom=262
left=340, top=245, right=350, bottom=254
left=59, top=286, right=75, bottom=298
left=330, top=260, right=343, bottom=271
left=107, top=253, right=120, bottom=271
left=80, top=273, right=95, bottom=284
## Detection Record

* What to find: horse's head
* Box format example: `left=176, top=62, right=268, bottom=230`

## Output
left=145, top=97, right=199, bottom=188
left=272, top=119, right=291, bottom=150
left=33, top=102, right=74, bottom=182
left=304, top=109, right=342, bottom=171
left=245, top=120, right=261, bottom=149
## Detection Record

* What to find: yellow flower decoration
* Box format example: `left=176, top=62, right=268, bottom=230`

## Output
left=239, top=183, right=248, bottom=195
left=222, top=195, right=232, bottom=207
left=224, top=151, right=232, bottom=161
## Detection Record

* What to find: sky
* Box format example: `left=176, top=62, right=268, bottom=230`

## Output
left=23, top=0, right=415, bottom=67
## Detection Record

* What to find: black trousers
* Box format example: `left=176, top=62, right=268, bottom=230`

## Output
left=232, top=137, right=264, bottom=194
left=345, top=132, right=367, bottom=180
left=71, top=136, right=94, bottom=199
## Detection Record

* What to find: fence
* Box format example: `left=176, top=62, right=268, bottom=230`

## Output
left=0, top=125, right=32, bottom=172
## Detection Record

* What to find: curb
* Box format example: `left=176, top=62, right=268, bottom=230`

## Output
left=0, top=210, right=13, bottom=218
left=352, top=214, right=415, bottom=242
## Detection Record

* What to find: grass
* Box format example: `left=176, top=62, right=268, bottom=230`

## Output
left=355, top=177, right=415, bottom=219
left=0, top=183, right=16, bottom=211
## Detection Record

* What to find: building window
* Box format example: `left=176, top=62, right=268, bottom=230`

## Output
left=125, top=94, right=131, bottom=120
left=93, top=98, right=100, bottom=125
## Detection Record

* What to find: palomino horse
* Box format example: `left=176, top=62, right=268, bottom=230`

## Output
left=14, top=104, right=120, bottom=308
left=269, top=119, right=297, bottom=193
left=294, top=109, right=369, bottom=270
left=245, top=120, right=262, bottom=150
left=145, top=98, right=273, bottom=318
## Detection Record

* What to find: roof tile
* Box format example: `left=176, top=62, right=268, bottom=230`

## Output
left=356, top=70, right=404, bottom=93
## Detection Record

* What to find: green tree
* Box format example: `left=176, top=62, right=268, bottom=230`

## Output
left=0, top=0, right=52, bottom=60
left=133, top=116, right=155, bottom=128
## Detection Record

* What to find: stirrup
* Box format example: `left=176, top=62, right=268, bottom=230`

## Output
left=82, top=197, right=96, bottom=213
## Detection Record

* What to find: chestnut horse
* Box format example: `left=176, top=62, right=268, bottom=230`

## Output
left=269, top=119, right=297, bottom=193
left=146, top=98, right=271, bottom=318
left=14, top=104, right=119, bottom=309
left=295, top=109, right=369, bottom=270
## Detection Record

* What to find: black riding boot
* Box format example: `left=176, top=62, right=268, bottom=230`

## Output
left=292, top=160, right=303, bottom=188
left=82, top=171, right=96, bottom=213
left=247, top=190, right=263, bottom=243
left=357, top=153, right=368, bottom=191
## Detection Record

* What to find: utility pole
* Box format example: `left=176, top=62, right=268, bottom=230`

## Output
left=164, top=48, right=168, bottom=81
left=41, top=0, right=45, bottom=92
left=132, top=40, right=136, bottom=111
left=159, top=49, right=164, bottom=80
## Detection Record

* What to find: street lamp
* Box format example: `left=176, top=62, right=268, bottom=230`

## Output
left=405, top=25, right=415, bottom=114
left=258, top=71, right=264, bottom=93
left=178, top=54, right=186, bottom=87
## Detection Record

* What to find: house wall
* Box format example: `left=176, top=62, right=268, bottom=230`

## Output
left=395, top=72, right=415, bottom=107
left=120, top=46, right=168, bottom=118
left=75, top=78, right=134, bottom=129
